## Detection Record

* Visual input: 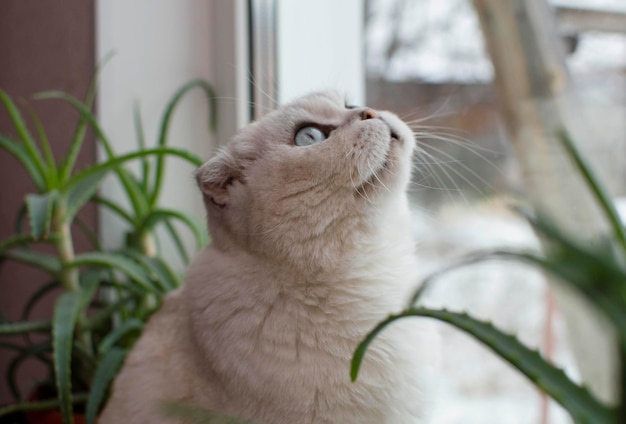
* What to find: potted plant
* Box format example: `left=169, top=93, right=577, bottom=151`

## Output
left=352, top=131, right=626, bottom=424
left=0, top=68, right=215, bottom=424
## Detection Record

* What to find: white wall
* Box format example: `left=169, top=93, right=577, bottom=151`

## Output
left=95, top=0, right=364, bottom=265
left=96, top=0, right=215, bottom=266
left=277, top=0, right=365, bottom=105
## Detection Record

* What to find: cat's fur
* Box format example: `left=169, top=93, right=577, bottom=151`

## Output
left=99, top=92, right=439, bottom=423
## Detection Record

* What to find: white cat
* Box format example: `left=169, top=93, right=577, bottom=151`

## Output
left=99, top=92, right=439, bottom=423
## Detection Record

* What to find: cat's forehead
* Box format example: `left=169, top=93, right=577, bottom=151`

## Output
left=230, top=91, right=347, bottom=147
left=282, top=91, right=345, bottom=119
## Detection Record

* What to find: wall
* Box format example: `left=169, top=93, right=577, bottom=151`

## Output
left=96, top=0, right=216, bottom=268
left=0, top=0, right=96, bottom=403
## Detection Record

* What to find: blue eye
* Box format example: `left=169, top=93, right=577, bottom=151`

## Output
left=294, top=126, right=326, bottom=146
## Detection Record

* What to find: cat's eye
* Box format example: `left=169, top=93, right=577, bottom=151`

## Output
left=294, top=126, right=326, bottom=147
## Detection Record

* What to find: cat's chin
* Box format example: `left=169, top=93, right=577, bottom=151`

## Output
left=353, top=138, right=407, bottom=198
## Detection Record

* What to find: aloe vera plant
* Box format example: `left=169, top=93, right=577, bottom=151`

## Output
left=0, top=74, right=214, bottom=424
left=352, top=131, right=625, bottom=423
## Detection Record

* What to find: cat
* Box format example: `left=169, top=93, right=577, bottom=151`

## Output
left=99, top=91, right=439, bottom=424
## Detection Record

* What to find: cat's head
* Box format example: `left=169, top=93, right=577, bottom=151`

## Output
left=196, top=91, right=415, bottom=273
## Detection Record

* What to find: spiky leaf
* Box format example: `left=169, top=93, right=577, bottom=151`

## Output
left=122, top=251, right=180, bottom=292
left=85, top=347, right=127, bottom=424
left=0, top=393, right=88, bottom=418
left=69, top=252, right=157, bottom=293
left=6, top=341, right=52, bottom=401
left=53, top=291, right=84, bottom=424
left=0, top=320, right=51, bottom=335
left=352, top=307, right=616, bottom=424
left=64, top=168, right=109, bottom=222
left=140, top=209, right=208, bottom=250
left=0, top=90, right=48, bottom=184
left=149, top=79, right=215, bottom=206
left=163, top=218, right=190, bottom=264
left=97, top=319, right=143, bottom=356
left=25, top=104, right=58, bottom=187
left=57, top=52, right=114, bottom=183
left=0, top=135, right=46, bottom=190
left=26, top=190, right=57, bottom=239
left=0, top=233, right=36, bottom=255
left=558, top=130, right=626, bottom=253
left=22, top=280, right=60, bottom=321
left=2, top=248, right=61, bottom=274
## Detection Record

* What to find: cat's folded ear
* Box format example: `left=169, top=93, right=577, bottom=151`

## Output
left=195, top=149, right=240, bottom=208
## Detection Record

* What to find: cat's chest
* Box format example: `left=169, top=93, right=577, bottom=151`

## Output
left=192, top=276, right=433, bottom=424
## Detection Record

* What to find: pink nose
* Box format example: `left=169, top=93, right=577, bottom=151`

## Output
left=360, top=109, right=377, bottom=120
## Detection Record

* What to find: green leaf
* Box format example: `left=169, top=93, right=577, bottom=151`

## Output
left=80, top=269, right=104, bottom=309
left=512, top=213, right=626, bottom=331
left=149, top=79, right=215, bottom=206
left=0, top=393, right=88, bottom=418
left=64, top=167, right=110, bottom=222
left=0, top=135, right=46, bottom=190
left=140, top=209, right=208, bottom=250
left=122, top=171, right=152, bottom=219
left=73, top=216, right=101, bottom=250
left=133, top=102, right=151, bottom=192
left=15, top=204, right=28, bottom=233
left=69, top=252, right=158, bottom=293
left=53, top=291, right=84, bottom=424
left=91, top=195, right=134, bottom=225
left=163, top=219, right=190, bottom=265
left=82, top=295, right=137, bottom=331
left=558, top=130, right=626, bottom=253
left=0, top=320, right=51, bottom=335
left=411, top=244, right=626, bottom=345
left=7, top=341, right=53, bottom=401
left=352, top=307, right=616, bottom=424
left=57, top=52, right=114, bottom=184
left=86, top=348, right=127, bottom=424
left=22, top=280, right=60, bottom=321
left=35, top=91, right=150, bottom=217
left=25, top=104, right=58, bottom=187
left=122, top=250, right=180, bottom=291
left=522, top=250, right=626, bottom=344
left=63, top=148, right=203, bottom=209
left=97, top=319, right=143, bottom=356
left=0, top=341, right=30, bottom=352
left=0, top=90, right=48, bottom=185
left=2, top=248, right=62, bottom=274
left=26, top=190, right=57, bottom=239
left=0, top=233, right=36, bottom=255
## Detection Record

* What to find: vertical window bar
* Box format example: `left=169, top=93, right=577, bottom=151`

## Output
left=249, top=0, right=278, bottom=120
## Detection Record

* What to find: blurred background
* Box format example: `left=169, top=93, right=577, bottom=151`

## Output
left=1, top=1, right=624, bottom=423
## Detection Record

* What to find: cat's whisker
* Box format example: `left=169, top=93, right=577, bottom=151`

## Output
left=348, top=156, right=369, bottom=203
left=210, top=96, right=279, bottom=112
left=399, top=108, right=429, bottom=123
left=365, top=157, right=391, bottom=194
left=413, top=148, right=466, bottom=204
left=418, top=141, right=493, bottom=192
left=355, top=155, right=376, bottom=205
left=413, top=129, right=504, bottom=161
left=246, top=70, right=280, bottom=115
left=417, top=148, right=481, bottom=206
left=344, top=146, right=356, bottom=160
left=403, top=95, right=456, bottom=125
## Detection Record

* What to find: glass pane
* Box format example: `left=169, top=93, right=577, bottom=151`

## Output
left=364, top=1, right=625, bottom=423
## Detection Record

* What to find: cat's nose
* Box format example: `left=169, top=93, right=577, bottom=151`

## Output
left=360, top=109, right=378, bottom=120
